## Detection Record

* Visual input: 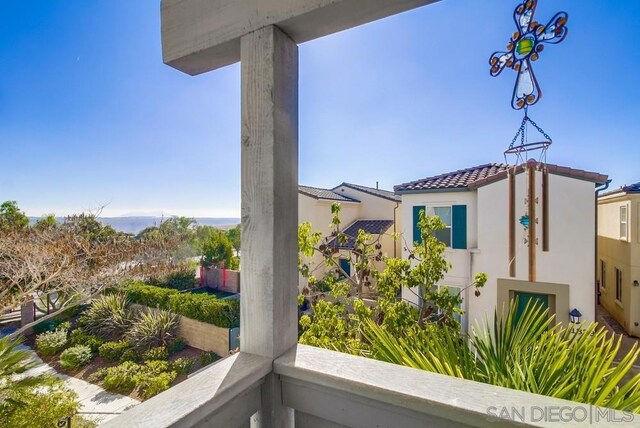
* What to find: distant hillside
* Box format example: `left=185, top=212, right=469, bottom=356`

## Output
left=29, top=216, right=240, bottom=234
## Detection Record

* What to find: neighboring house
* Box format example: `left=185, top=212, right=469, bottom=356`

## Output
left=298, top=183, right=401, bottom=293
left=395, top=160, right=608, bottom=332
left=598, top=182, right=640, bottom=337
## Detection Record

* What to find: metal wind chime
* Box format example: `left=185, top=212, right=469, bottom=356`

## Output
left=489, top=0, right=568, bottom=281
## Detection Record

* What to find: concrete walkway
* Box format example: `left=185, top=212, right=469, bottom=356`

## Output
left=22, top=350, right=140, bottom=424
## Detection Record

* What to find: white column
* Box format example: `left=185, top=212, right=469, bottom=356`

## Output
left=240, top=24, right=298, bottom=428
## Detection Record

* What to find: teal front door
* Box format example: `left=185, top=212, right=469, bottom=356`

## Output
left=514, top=291, right=549, bottom=324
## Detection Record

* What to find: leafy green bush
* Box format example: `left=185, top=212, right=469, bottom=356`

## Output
left=126, top=282, right=179, bottom=309
left=126, top=282, right=240, bottom=328
left=126, top=310, right=179, bottom=351
left=70, top=328, right=105, bottom=353
left=3, top=384, right=80, bottom=428
left=170, top=357, right=194, bottom=375
left=98, top=340, right=131, bottom=362
left=199, top=351, right=221, bottom=367
left=35, top=328, right=68, bottom=357
left=167, top=338, right=187, bottom=354
left=142, top=346, right=169, bottom=362
left=148, top=263, right=197, bottom=290
left=135, top=371, right=176, bottom=399
left=119, top=349, right=138, bottom=363
left=59, top=345, right=93, bottom=369
left=168, top=293, right=239, bottom=328
left=79, top=294, right=135, bottom=340
left=102, top=361, right=141, bottom=393
left=88, top=367, right=108, bottom=383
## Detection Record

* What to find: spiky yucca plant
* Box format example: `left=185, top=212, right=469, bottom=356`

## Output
left=363, top=300, right=640, bottom=412
left=79, top=293, right=135, bottom=341
left=126, top=309, right=179, bottom=351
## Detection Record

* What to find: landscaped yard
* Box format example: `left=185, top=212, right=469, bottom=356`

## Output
left=25, top=282, right=239, bottom=401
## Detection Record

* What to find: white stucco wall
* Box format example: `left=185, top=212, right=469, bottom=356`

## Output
left=401, top=170, right=597, bottom=331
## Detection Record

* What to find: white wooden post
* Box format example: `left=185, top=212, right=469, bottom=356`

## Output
left=240, top=24, right=298, bottom=428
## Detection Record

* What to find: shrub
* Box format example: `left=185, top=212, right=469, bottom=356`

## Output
left=142, top=346, right=168, bottom=362
left=135, top=371, right=176, bottom=400
left=148, top=263, right=197, bottom=290
left=170, top=357, right=194, bottom=375
left=70, top=328, right=105, bottom=353
left=98, top=340, right=131, bottom=362
left=79, top=294, right=135, bottom=340
left=126, top=282, right=179, bottom=309
left=35, top=328, right=68, bottom=356
left=126, top=282, right=240, bottom=329
left=4, top=384, right=80, bottom=428
left=119, top=349, right=139, bottom=363
left=199, top=351, right=221, bottom=367
left=168, top=293, right=239, bottom=328
left=126, top=310, right=179, bottom=351
left=88, top=367, right=108, bottom=383
left=167, top=338, right=187, bottom=354
left=102, top=361, right=141, bottom=394
left=143, top=360, right=170, bottom=374
left=59, top=345, right=93, bottom=369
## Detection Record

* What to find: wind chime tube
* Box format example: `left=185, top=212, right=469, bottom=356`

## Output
left=509, top=169, right=516, bottom=277
left=528, top=162, right=537, bottom=282
left=542, top=166, right=549, bottom=252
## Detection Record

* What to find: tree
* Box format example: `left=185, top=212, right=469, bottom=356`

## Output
left=0, top=206, right=184, bottom=338
left=201, top=229, right=235, bottom=269
left=0, top=201, right=29, bottom=231
left=297, top=203, right=486, bottom=353
left=226, top=225, right=241, bottom=255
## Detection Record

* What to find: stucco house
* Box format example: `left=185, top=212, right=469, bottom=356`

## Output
left=298, top=183, right=401, bottom=293
left=598, top=182, right=640, bottom=337
left=395, top=161, right=608, bottom=332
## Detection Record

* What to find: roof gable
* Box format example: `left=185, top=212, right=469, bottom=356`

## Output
left=327, top=219, right=394, bottom=249
left=333, top=182, right=401, bottom=202
left=298, top=185, right=359, bottom=202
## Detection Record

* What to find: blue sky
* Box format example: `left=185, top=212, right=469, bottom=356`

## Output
left=1, top=0, right=639, bottom=217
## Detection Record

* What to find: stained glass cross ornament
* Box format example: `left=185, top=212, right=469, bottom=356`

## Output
left=489, top=0, right=568, bottom=110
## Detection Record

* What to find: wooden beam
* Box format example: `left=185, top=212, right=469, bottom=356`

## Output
left=161, top=0, right=439, bottom=75
left=527, top=162, right=536, bottom=282
left=542, top=166, right=549, bottom=252
left=240, top=25, right=298, bottom=427
left=508, top=171, right=516, bottom=277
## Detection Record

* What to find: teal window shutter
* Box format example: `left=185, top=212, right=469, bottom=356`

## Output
left=452, top=205, right=467, bottom=249
left=413, top=205, right=425, bottom=244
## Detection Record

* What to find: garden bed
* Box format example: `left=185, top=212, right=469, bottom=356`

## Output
left=26, top=294, right=224, bottom=402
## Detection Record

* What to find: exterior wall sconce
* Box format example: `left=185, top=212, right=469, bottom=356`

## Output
left=633, top=280, right=639, bottom=287
left=569, top=308, right=582, bottom=324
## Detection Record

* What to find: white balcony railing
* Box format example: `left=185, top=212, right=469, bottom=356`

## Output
left=103, top=344, right=633, bottom=427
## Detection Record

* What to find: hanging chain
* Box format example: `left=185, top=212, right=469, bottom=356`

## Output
left=508, top=107, right=552, bottom=149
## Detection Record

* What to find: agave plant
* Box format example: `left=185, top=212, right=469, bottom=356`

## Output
left=363, top=300, right=640, bottom=412
left=126, top=309, right=179, bottom=351
left=79, top=293, right=135, bottom=340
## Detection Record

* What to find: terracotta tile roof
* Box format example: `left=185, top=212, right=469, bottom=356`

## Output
left=395, top=160, right=608, bottom=194
left=298, top=185, right=359, bottom=202
left=394, top=163, right=509, bottom=192
left=327, top=220, right=394, bottom=249
left=333, top=182, right=401, bottom=202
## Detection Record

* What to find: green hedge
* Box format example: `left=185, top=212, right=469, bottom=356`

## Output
left=126, top=282, right=239, bottom=329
